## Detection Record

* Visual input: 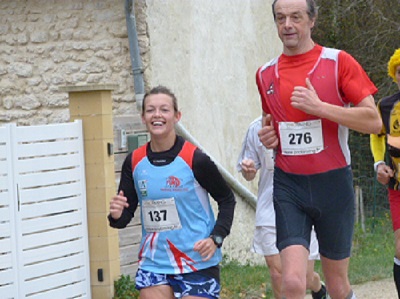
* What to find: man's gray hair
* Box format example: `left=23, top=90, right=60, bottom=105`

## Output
left=272, top=0, right=318, bottom=20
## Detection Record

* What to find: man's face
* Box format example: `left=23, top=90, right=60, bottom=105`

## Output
left=274, top=0, right=315, bottom=55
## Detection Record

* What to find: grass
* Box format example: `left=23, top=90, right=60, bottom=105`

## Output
left=114, top=216, right=394, bottom=299
left=349, top=214, right=394, bottom=284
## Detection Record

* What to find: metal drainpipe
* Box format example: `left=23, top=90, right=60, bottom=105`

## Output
left=124, top=0, right=257, bottom=209
left=125, top=0, right=145, bottom=110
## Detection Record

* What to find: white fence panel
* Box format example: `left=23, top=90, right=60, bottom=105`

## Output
left=0, top=125, right=18, bottom=299
left=15, top=138, right=81, bottom=157
left=23, top=252, right=86, bottom=279
left=22, top=239, right=85, bottom=265
left=24, top=267, right=87, bottom=296
left=16, top=152, right=82, bottom=173
left=19, top=196, right=82, bottom=219
left=0, top=188, right=9, bottom=205
left=27, top=281, right=89, bottom=299
left=21, top=210, right=84, bottom=235
left=0, top=121, right=91, bottom=299
left=16, top=168, right=82, bottom=191
left=12, top=121, right=83, bottom=142
left=0, top=204, right=10, bottom=221
left=0, top=248, right=13, bottom=269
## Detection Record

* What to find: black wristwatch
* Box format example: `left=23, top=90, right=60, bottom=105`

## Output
left=210, top=235, right=223, bottom=248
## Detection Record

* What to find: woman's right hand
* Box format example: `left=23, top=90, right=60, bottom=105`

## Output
left=109, top=190, right=129, bottom=220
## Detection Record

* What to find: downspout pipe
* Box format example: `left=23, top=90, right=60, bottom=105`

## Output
left=125, top=1, right=257, bottom=209
left=125, top=0, right=145, bottom=110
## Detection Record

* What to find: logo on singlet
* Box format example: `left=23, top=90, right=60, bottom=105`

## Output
left=166, top=176, right=181, bottom=188
left=394, top=120, right=400, bottom=131
left=391, top=106, right=400, bottom=135
left=161, top=176, right=188, bottom=192
left=266, top=83, right=274, bottom=95
left=138, top=180, right=147, bottom=197
left=391, top=119, right=400, bottom=136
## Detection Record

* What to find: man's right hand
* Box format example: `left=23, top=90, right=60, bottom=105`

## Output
left=258, top=114, right=279, bottom=149
left=109, top=190, right=129, bottom=220
left=240, top=158, right=257, bottom=181
left=376, top=163, right=394, bottom=185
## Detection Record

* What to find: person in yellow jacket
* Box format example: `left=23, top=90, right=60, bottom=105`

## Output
left=370, top=48, right=400, bottom=297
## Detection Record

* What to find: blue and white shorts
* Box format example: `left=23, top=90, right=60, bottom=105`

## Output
left=135, top=267, right=220, bottom=299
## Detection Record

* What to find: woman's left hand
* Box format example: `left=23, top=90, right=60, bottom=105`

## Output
left=193, top=237, right=217, bottom=261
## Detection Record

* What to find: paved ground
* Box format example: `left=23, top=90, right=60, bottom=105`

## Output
left=305, top=278, right=397, bottom=298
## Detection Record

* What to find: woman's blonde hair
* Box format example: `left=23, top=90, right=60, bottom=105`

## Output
left=388, top=48, right=400, bottom=82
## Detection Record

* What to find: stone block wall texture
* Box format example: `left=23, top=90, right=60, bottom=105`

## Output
left=0, top=0, right=142, bottom=125
left=0, top=0, right=282, bottom=265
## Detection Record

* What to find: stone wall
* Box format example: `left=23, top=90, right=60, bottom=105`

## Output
left=0, top=0, right=138, bottom=125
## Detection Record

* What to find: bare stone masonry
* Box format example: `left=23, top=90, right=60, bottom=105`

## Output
left=0, top=0, right=148, bottom=125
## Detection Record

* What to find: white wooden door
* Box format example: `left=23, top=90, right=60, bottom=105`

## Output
left=0, top=120, right=91, bottom=299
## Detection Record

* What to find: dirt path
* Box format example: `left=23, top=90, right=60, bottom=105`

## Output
left=305, top=278, right=397, bottom=298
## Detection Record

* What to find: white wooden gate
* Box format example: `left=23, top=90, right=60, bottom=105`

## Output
left=0, top=120, right=91, bottom=299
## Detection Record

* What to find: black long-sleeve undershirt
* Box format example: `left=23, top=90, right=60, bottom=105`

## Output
left=108, top=135, right=236, bottom=239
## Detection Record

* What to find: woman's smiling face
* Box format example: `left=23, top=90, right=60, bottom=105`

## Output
left=142, top=93, right=181, bottom=138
